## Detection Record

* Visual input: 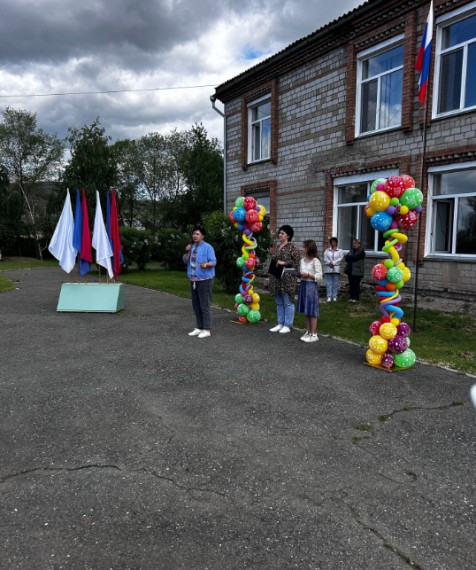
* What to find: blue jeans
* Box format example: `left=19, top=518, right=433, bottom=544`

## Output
left=274, top=292, right=295, bottom=327
left=325, top=273, right=339, bottom=299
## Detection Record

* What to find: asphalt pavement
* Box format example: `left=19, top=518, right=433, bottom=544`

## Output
left=1, top=266, right=475, bottom=570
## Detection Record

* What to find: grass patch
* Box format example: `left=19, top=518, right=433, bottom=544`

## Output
left=0, top=257, right=57, bottom=293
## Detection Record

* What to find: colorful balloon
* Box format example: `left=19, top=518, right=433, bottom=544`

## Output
left=369, top=335, right=388, bottom=355
left=394, top=348, right=416, bottom=368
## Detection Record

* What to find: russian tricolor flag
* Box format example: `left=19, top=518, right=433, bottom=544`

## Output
left=415, top=1, right=434, bottom=104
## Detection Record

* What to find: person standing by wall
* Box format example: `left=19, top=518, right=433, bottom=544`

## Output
left=297, top=240, right=323, bottom=342
left=268, top=225, right=301, bottom=334
left=323, top=237, right=344, bottom=302
left=183, top=226, right=217, bottom=338
left=344, top=238, right=365, bottom=302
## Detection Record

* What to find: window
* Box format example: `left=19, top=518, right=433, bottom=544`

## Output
left=248, top=96, right=271, bottom=162
left=428, top=165, right=476, bottom=256
left=435, top=6, right=476, bottom=116
left=334, top=171, right=398, bottom=253
left=356, top=37, right=404, bottom=136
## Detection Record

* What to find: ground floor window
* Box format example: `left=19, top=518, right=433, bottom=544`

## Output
left=428, top=164, right=476, bottom=256
left=334, top=170, right=398, bottom=252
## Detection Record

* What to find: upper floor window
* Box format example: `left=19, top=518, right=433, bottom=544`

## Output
left=435, top=6, right=476, bottom=116
left=427, top=165, right=476, bottom=256
left=248, top=96, right=271, bottom=162
left=334, top=171, right=398, bottom=253
left=356, top=37, right=404, bottom=136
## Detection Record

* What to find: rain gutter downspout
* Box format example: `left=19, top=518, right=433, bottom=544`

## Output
left=210, top=95, right=227, bottom=215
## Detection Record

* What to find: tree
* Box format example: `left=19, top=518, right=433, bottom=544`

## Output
left=60, top=118, right=118, bottom=214
left=0, top=107, right=64, bottom=258
left=160, top=124, right=223, bottom=229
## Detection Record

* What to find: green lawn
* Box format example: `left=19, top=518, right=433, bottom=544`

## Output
left=1, top=260, right=475, bottom=375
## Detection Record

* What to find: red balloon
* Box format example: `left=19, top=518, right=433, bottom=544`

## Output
left=243, top=196, right=257, bottom=210
left=372, top=263, right=387, bottom=281
left=401, top=174, right=416, bottom=190
left=246, top=209, right=259, bottom=224
left=385, top=176, right=406, bottom=199
left=238, top=315, right=248, bottom=324
left=397, top=209, right=419, bottom=229
left=369, top=321, right=381, bottom=335
left=250, top=221, right=263, bottom=233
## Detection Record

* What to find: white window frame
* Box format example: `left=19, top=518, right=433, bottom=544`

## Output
left=355, top=35, right=404, bottom=137
left=247, top=95, right=271, bottom=163
left=433, top=1, right=476, bottom=118
left=425, top=162, right=476, bottom=259
left=334, top=170, right=398, bottom=254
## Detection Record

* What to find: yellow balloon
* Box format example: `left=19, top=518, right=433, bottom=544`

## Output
left=252, top=293, right=260, bottom=303
left=402, top=267, right=411, bottom=282
left=391, top=317, right=400, bottom=326
left=366, top=349, right=383, bottom=366
left=379, top=322, right=397, bottom=340
left=250, top=303, right=260, bottom=310
left=369, top=335, right=388, bottom=354
left=400, top=205, right=409, bottom=215
left=369, top=191, right=390, bottom=212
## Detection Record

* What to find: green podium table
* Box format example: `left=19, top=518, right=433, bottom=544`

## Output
left=57, top=283, right=124, bottom=313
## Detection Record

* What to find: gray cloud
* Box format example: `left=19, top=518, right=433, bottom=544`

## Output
left=0, top=0, right=363, bottom=143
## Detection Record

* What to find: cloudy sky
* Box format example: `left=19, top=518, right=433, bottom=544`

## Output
left=0, top=0, right=364, bottom=147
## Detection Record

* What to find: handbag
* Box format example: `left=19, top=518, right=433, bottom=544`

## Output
left=268, top=259, right=284, bottom=279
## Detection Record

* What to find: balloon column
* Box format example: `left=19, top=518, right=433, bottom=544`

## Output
left=365, top=175, right=423, bottom=370
left=228, top=196, right=267, bottom=324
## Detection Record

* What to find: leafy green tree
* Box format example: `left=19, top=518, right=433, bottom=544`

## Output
left=160, top=124, right=223, bottom=229
left=60, top=117, right=117, bottom=213
left=0, top=107, right=64, bottom=258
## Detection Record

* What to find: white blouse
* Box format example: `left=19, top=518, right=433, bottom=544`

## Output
left=300, top=257, right=323, bottom=281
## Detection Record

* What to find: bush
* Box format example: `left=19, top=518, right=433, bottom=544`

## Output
left=203, top=211, right=271, bottom=294
left=120, top=227, right=152, bottom=270
left=153, top=228, right=191, bottom=270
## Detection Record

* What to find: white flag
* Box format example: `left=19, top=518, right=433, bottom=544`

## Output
left=92, top=190, right=113, bottom=278
left=48, top=189, right=77, bottom=273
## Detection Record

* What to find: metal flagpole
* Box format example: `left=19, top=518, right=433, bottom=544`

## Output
left=412, top=2, right=433, bottom=332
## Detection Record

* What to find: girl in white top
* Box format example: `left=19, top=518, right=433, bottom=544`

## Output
left=297, top=240, right=323, bottom=343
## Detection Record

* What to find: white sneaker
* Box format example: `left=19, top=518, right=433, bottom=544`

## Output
left=327, top=297, right=331, bottom=302
left=303, top=334, right=319, bottom=343
left=188, top=328, right=202, bottom=336
left=279, top=326, right=291, bottom=334
left=197, top=330, right=211, bottom=339
left=269, top=324, right=283, bottom=332
left=332, top=298, right=337, bottom=302
left=300, top=332, right=310, bottom=341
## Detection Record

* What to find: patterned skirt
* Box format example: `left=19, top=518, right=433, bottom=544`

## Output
left=297, top=281, right=319, bottom=317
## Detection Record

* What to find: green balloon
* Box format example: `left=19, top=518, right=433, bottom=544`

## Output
left=235, top=197, right=244, bottom=207
left=246, top=309, right=261, bottom=323
left=394, top=348, right=416, bottom=368
left=387, top=266, right=403, bottom=283
left=236, top=257, right=245, bottom=268
left=235, top=293, right=243, bottom=304
left=400, top=188, right=423, bottom=209
left=237, top=303, right=249, bottom=316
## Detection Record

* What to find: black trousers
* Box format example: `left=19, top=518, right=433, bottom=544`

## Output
left=348, top=275, right=362, bottom=300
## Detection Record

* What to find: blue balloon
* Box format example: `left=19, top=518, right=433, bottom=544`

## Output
left=233, top=207, right=246, bottom=222
left=371, top=211, right=392, bottom=232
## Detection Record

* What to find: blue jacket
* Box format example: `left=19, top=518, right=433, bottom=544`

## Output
left=183, top=240, right=217, bottom=280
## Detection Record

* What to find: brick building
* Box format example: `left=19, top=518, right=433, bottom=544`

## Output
left=212, top=0, right=476, bottom=301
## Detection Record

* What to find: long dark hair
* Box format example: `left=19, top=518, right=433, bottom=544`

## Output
left=303, top=240, right=318, bottom=259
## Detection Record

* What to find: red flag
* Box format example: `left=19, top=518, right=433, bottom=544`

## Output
left=109, top=189, right=122, bottom=279
left=80, top=188, right=93, bottom=265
